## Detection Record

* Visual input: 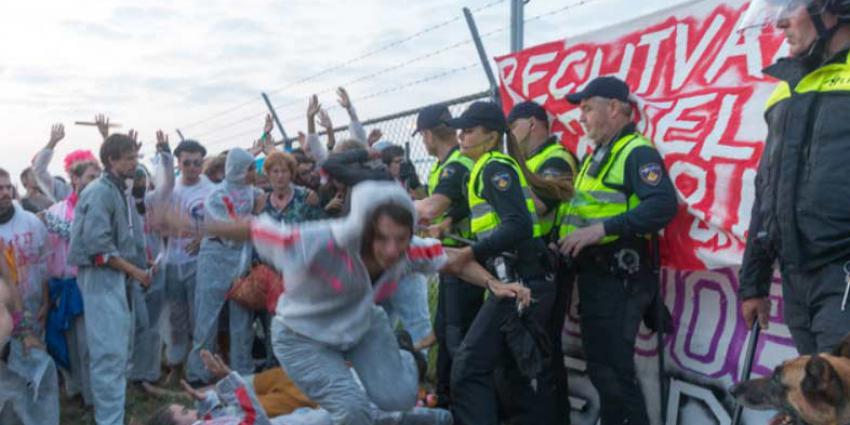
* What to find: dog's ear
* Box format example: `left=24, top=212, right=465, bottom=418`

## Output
left=802, top=355, right=845, bottom=406
left=832, top=333, right=850, bottom=359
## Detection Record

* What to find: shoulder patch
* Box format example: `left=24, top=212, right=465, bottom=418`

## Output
left=490, top=171, right=513, bottom=192
left=440, top=166, right=456, bottom=179
left=639, top=163, right=663, bottom=186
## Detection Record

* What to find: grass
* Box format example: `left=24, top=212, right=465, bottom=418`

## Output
left=60, top=278, right=444, bottom=425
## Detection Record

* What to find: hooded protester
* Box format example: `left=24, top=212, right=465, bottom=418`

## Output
left=68, top=133, right=150, bottom=425
left=41, top=146, right=101, bottom=407
left=186, top=148, right=263, bottom=385
left=161, top=180, right=530, bottom=425
left=128, top=134, right=175, bottom=386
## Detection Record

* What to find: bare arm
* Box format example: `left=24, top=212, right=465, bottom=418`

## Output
left=106, top=256, right=151, bottom=288
left=441, top=247, right=531, bottom=307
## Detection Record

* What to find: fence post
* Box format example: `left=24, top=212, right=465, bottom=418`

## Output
left=510, top=0, right=525, bottom=53
left=261, top=92, right=291, bottom=150
left=463, top=7, right=501, bottom=105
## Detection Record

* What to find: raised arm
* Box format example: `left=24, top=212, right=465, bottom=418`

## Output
left=148, top=130, right=175, bottom=203
left=338, top=87, right=367, bottom=145
left=32, top=123, right=65, bottom=201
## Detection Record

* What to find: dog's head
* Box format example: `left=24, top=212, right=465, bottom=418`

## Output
left=730, top=334, right=850, bottom=425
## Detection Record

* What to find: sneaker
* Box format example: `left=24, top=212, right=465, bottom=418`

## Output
left=396, top=330, right=427, bottom=382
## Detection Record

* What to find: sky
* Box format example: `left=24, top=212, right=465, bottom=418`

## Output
left=0, top=0, right=687, bottom=189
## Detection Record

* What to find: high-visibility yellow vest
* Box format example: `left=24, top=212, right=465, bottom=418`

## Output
left=467, top=151, right=541, bottom=239
left=427, top=149, right=474, bottom=246
left=557, top=132, right=654, bottom=244
left=525, top=141, right=578, bottom=237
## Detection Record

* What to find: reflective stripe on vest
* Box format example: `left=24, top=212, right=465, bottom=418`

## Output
left=765, top=53, right=850, bottom=111
left=427, top=149, right=475, bottom=246
left=557, top=133, right=653, bottom=243
left=525, top=142, right=578, bottom=237
left=467, top=151, right=541, bottom=239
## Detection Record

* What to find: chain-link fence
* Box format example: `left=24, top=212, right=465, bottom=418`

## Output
left=284, top=90, right=491, bottom=181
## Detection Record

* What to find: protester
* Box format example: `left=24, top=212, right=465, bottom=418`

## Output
left=164, top=138, right=215, bottom=382
left=37, top=122, right=102, bottom=407
left=19, top=167, right=54, bottom=213
left=68, top=133, right=151, bottom=425
left=261, top=151, right=323, bottom=224
left=204, top=154, right=227, bottom=184
left=129, top=131, right=175, bottom=387
left=158, top=180, right=530, bottom=425
left=186, top=148, right=263, bottom=385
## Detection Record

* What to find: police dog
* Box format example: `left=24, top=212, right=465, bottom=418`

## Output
left=730, top=335, right=850, bottom=425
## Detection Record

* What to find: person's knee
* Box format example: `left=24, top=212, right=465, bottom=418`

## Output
left=370, top=380, right=417, bottom=412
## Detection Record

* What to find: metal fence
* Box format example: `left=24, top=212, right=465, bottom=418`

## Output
left=284, top=90, right=491, bottom=181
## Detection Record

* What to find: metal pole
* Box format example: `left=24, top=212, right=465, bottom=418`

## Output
left=261, top=92, right=291, bottom=150
left=510, top=0, right=525, bottom=53
left=731, top=322, right=762, bottom=425
left=463, top=7, right=501, bottom=105
left=175, top=129, right=185, bottom=141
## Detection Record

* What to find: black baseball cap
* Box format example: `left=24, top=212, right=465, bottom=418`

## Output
left=412, top=104, right=452, bottom=136
left=566, top=76, right=631, bottom=104
left=507, top=101, right=549, bottom=125
left=445, top=101, right=507, bottom=133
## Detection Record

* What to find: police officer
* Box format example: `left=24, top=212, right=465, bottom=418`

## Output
left=557, top=77, right=677, bottom=425
left=443, top=101, right=561, bottom=425
left=508, top=100, right=578, bottom=239
left=412, top=104, right=482, bottom=408
left=508, top=100, right=578, bottom=425
left=738, top=0, right=850, bottom=354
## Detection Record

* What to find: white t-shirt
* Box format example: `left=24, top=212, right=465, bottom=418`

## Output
left=0, top=204, right=48, bottom=308
left=165, top=176, right=216, bottom=265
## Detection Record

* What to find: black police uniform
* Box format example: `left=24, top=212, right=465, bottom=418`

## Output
left=451, top=159, right=557, bottom=425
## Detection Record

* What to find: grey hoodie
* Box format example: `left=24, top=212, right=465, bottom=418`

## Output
left=252, top=181, right=446, bottom=349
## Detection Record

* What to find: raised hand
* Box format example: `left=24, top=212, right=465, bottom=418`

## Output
left=367, top=128, right=383, bottom=146
left=95, top=114, right=110, bottom=140
left=155, top=130, right=170, bottom=154
left=48, top=123, right=65, bottom=148
left=264, top=114, right=274, bottom=135
left=317, top=109, right=333, bottom=129
left=337, top=87, right=352, bottom=110
left=200, top=349, right=231, bottom=380
left=128, top=129, right=142, bottom=152
left=307, top=95, right=321, bottom=119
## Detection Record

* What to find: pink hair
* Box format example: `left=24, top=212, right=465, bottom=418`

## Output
left=64, top=150, right=98, bottom=174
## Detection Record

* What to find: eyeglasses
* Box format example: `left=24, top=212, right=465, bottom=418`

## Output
left=182, top=159, right=204, bottom=167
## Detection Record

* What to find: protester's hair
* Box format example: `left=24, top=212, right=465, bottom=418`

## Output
left=204, top=155, right=227, bottom=181
left=0, top=168, right=9, bottom=180
left=291, top=148, right=314, bottom=165
left=362, top=202, right=414, bottom=250
left=99, top=134, right=137, bottom=170
left=174, top=140, right=207, bottom=159
left=143, top=406, right=177, bottom=425
left=380, top=145, right=405, bottom=166
left=263, top=151, right=297, bottom=176
left=334, top=139, right=365, bottom=153
left=499, top=130, right=573, bottom=202
left=429, top=124, right=456, bottom=142
left=19, top=167, right=31, bottom=183
left=69, top=161, right=99, bottom=178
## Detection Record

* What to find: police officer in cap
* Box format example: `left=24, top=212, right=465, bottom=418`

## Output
left=508, top=100, right=579, bottom=424
left=443, top=101, right=566, bottom=425
left=557, top=76, right=677, bottom=425
left=412, top=104, right=483, bottom=408
left=738, top=0, right=850, bottom=354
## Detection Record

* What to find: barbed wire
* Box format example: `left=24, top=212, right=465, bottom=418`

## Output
left=180, top=0, right=599, bottom=140
left=178, top=0, right=503, bottom=134
left=278, top=62, right=479, bottom=124
left=188, top=109, right=266, bottom=140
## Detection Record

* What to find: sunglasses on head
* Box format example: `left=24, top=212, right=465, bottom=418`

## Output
left=182, top=159, right=204, bottom=167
